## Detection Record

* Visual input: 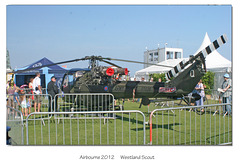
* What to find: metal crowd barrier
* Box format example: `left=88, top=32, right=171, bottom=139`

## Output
left=54, top=93, right=116, bottom=119
left=7, top=94, right=52, bottom=113
left=154, top=101, right=175, bottom=108
left=25, top=110, right=146, bottom=145
left=7, top=94, right=53, bottom=126
left=18, top=88, right=47, bottom=94
left=204, top=89, right=221, bottom=101
left=6, top=92, right=232, bottom=146
left=6, top=106, right=24, bottom=145
left=149, top=103, right=232, bottom=145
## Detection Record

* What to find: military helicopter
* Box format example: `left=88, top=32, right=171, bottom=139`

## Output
left=12, top=34, right=228, bottom=108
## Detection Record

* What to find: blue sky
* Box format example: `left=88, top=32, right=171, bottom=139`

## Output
left=7, top=5, right=232, bottom=75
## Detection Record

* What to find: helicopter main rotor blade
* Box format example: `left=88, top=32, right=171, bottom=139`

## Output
left=13, top=58, right=86, bottom=73
left=103, top=58, right=174, bottom=68
left=101, top=59, right=122, bottom=68
left=165, top=34, right=228, bottom=81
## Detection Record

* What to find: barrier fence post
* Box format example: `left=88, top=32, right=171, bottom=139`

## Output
left=149, top=110, right=154, bottom=145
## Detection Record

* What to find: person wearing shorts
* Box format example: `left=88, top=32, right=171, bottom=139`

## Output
left=33, top=72, right=42, bottom=112
left=34, top=95, right=42, bottom=104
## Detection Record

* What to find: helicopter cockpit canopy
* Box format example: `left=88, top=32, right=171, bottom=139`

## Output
left=75, top=70, right=84, bottom=78
left=62, top=68, right=90, bottom=93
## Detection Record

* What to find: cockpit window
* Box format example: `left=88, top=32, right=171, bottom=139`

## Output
left=68, top=75, right=74, bottom=88
left=63, top=76, right=68, bottom=87
left=62, top=73, right=74, bottom=93
left=62, top=70, right=88, bottom=93
left=75, top=71, right=84, bottom=78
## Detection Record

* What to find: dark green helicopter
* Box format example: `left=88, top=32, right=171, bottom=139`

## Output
left=59, top=34, right=228, bottom=106
left=12, top=34, right=228, bottom=108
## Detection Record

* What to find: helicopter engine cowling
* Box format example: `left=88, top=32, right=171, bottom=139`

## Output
left=101, top=67, right=128, bottom=76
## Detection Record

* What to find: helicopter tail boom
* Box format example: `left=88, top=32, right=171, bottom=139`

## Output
left=165, top=34, right=228, bottom=81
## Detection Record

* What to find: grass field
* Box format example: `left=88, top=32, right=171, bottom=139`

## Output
left=24, top=99, right=232, bottom=145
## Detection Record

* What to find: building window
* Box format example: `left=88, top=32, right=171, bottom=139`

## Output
left=175, top=52, right=181, bottom=59
left=167, top=51, right=173, bottom=59
left=149, top=53, right=153, bottom=61
left=154, top=52, right=158, bottom=61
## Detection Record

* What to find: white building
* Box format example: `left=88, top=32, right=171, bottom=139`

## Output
left=144, top=47, right=183, bottom=68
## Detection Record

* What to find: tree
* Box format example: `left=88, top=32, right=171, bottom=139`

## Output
left=6, top=49, right=11, bottom=69
left=150, top=73, right=166, bottom=82
left=201, top=71, right=215, bottom=94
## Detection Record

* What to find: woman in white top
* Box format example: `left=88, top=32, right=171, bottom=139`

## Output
left=195, top=79, right=205, bottom=112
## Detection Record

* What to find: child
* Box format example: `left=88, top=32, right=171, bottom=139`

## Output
left=19, top=89, right=29, bottom=116
left=13, top=88, right=21, bottom=116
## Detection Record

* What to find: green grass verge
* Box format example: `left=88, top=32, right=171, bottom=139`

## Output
left=24, top=99, right=232, bottom=145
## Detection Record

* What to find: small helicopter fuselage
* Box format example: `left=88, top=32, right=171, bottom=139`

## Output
left=61, top=58, right=204, bottom=102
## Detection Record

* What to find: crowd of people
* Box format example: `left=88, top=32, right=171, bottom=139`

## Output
left=6, top=72, right=59, bottom=116
left=192, top=73, right=232, bottom=116
left=6, top=72, right=232, bottom=117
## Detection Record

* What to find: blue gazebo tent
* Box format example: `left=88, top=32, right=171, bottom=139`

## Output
left=14, top=57, right=68, bottom=89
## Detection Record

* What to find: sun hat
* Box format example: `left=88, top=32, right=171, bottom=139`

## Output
left=223, top=73, right=230, bottom=78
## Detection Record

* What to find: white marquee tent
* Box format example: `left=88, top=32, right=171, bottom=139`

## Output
left=134, top=58, right=188, bottom=80
left=135, top=32, right=231, bottom=81
left=194, top=32, right=231, bottom=72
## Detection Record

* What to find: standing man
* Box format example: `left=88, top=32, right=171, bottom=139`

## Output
left=47, top=76, right=58, bottom=112
left=221, top=73, right=232, bottom=116
left=33, top=72, right=42, bottom=112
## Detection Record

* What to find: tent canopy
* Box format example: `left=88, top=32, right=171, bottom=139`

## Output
left=194, top=32, right=231, bottom=72
left=15, top=57, right=67, bottom=74
left=14, top=57, right=68, bottom=88
left=135, top=58, right=187, bottom=76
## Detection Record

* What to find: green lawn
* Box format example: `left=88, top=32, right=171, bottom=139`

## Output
left=24, top=99, right=232, bottom=145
